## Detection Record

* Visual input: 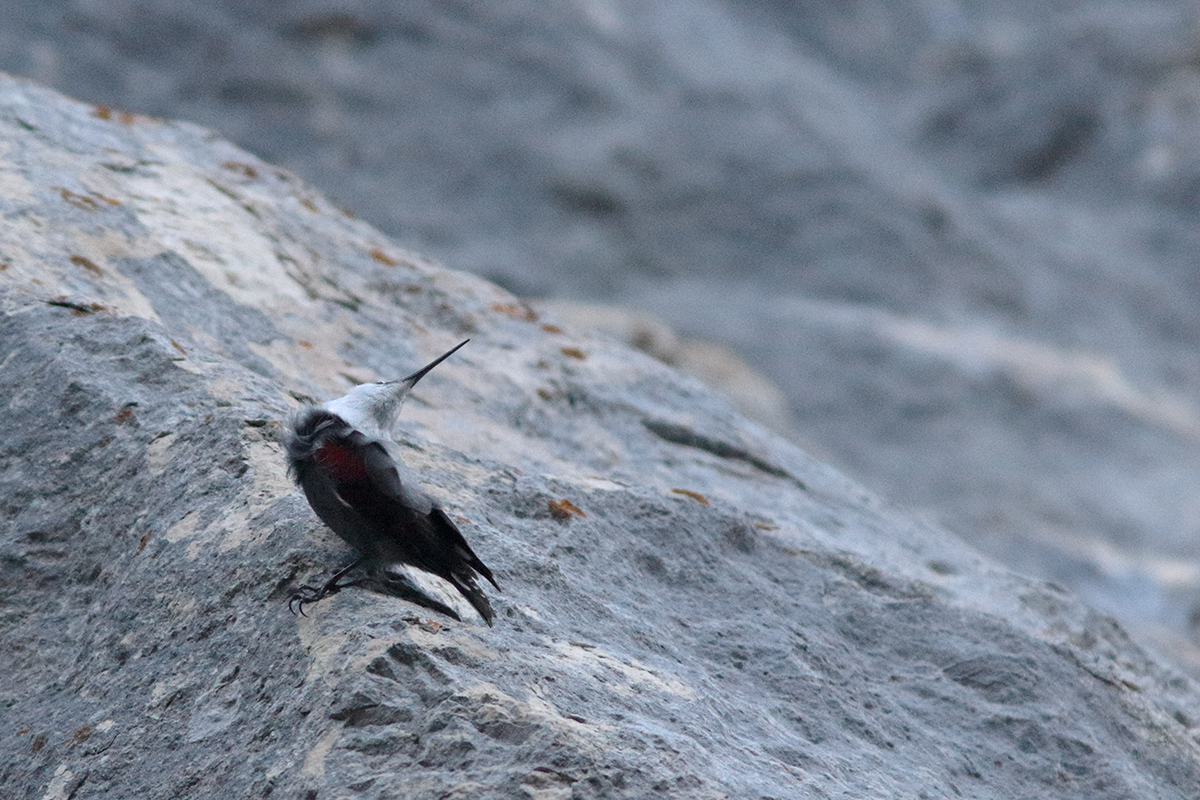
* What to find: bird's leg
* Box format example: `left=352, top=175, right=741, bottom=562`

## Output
left=289, top=556, right=364, bottom=616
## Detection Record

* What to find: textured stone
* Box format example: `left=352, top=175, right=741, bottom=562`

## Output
left=5, top=0, right=1200, bottom=683
left=2, top=74, right=1200, bottom=799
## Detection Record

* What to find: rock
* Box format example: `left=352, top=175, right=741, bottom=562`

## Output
left=2, top=73, right=1200, bottom=799
left=7, top=0, right=1200, bottom=695
left=531, top=300, right=800, bottom=440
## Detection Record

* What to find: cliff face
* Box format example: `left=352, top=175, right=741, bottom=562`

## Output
left=2, top=74, right=1198, bottom=799
left=7, top=0, right=1200, bottom=686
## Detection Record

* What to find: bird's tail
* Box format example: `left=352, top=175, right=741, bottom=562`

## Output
left=449, top=571, right=495, bottom=627
left=372, top=568, right=464, bottom=623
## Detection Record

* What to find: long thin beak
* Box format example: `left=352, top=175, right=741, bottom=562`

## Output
left=403, top=339, right=470, bottom=386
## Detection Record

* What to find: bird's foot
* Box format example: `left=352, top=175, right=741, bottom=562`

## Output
left=287, top=556, right=365, bottom=616
left=288, top=582, right=342, bottom=616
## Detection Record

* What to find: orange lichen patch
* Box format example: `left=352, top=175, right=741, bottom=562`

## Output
left=222, top=161, right=259, bottom=179
left=170, top=340, right=187, bottom=355
left=58, top=187, right=99, bottom=212
left=548, top=498, right=586, bottom=520
left=404, top=616, right=443, bottom=634
left=491, top=301, right=538, bottom=322
left=72, top=726, right=92, bottom=744
left=57, top=187, right=121, bottom=208
left=369, top=247, right=398, bottom=266
left=561, top=346, right=586, bottom=360
left=297, top=340, right=313, bottom=349
left=671, top=488, right=710, bottom=505
left=540, top=323, right=563, bottom=334
left=69, top=255, right=103, bottom=276
left=138, top=533, right=152, bottom=553
left=90, top=106, right=135, bottom=123
left=113, top=405, right=136, bottom=425
left=300, top=197, right=319, bottom=213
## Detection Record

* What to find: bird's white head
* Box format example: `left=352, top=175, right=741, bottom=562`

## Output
left=323, top=339, right=469, bottom=440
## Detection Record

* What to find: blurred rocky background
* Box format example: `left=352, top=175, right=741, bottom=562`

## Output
left=4, top=0, right=1200, bottom=665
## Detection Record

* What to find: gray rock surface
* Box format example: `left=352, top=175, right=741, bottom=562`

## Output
left=530, top=300, right=800, bottom=439
left=3, top=74, right=1200, bottom=799
left=3, top=0, right=1200, bottom=656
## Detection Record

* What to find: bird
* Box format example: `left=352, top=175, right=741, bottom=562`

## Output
left=285, top=339, right=498, bottom=624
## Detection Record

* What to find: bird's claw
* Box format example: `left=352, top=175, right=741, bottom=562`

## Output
left=288, top=583, right=341, bottom=616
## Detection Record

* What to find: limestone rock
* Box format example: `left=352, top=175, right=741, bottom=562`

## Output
left=2, top=74, right=1199, bottom=799
left=8, top=0, right=1200, bottom=685
left=531, top=300, right=799, bottom=441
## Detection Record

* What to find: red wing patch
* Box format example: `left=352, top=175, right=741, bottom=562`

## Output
left=315, top=440, right=370, bottom=482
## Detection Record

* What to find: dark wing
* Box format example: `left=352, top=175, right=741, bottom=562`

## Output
left=430, top=507, right=499, bottom=591
left=290, top=412, right=390, bottom=558
left=315, top=431, right=441, bottom=561
left=303, top=426, right=498, bottom=623
left=324, top=434, right=413, bottom=524
left=429, top=507, right=498, bottom=626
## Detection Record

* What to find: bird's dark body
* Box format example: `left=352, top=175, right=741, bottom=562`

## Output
left=287, top=407, right=497, bottom=624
